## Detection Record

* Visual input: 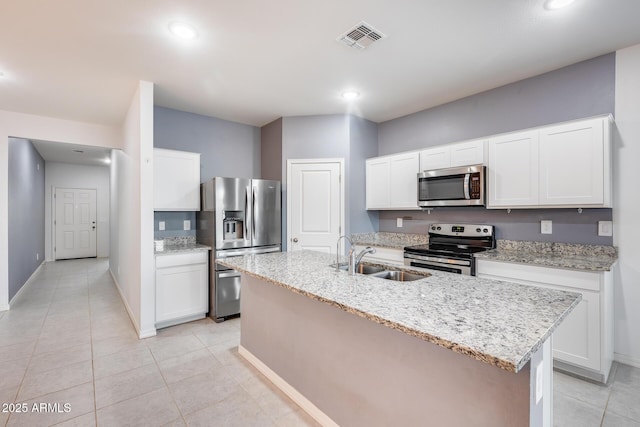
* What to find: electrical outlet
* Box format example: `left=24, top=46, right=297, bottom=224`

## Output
left=183, top=220, right=191, bottom=230
left=36, top=253, right=39, bottom=261
left=159, top=221, right=165, bottom=231
left=598, top=221, right=613, bottom=237
left=541, top=220, right=552, bottom=235
left=397, top=217, right=403, bottom=228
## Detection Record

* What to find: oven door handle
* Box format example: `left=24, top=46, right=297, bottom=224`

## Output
left=404, top=253, right=470, bottom=266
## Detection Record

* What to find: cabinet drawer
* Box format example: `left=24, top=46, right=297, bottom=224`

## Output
left=156, top=251, right=208, bottom=269
left=476, top=260, right=601, bottom=291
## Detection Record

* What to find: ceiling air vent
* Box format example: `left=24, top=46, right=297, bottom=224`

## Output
left=337, top=21, right=386, bottom=49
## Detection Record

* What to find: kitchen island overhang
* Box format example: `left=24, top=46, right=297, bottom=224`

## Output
left=219, top=250, right=581, bottom=426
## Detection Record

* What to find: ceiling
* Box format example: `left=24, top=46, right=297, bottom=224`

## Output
left=30, top=140, right=112, bottom=167
left=1, top=0, right=640, bottom=128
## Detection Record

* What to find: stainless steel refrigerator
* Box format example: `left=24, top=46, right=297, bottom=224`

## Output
left=196, top=178, right=281, bottom=322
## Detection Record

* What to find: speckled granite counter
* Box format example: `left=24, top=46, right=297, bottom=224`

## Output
left=475, top=240, right=617, bottom=271
left=219, top=250, right=580, bottom=373
left=350, top=232, right=429, bottom=249
left=154, top=243, right=211, bottom=256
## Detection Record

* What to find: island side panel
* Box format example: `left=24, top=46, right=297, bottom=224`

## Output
left=240, top=274, right=531, bottom=427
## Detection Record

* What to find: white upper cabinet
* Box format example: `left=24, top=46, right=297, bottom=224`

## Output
left=539, top=117, right=610, bottom=206
left=365, top=157, right=391, bottom=209
left=154, top=148, right=201, bottom=211
left=487, top=130, right=540, bottom=207
left=450, top=139, right=486, bottom=167
left=487, top=115, right=612, bottom=209
left=366, top=151, right=419, bottom=210
left=419, top=139, right=485, bottom=171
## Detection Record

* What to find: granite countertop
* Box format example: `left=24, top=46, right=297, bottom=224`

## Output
left=350, top=232, right=429, bottom=249
left=219, top=250, right=581, bottom=373
left=154, top=243, right=211, bottom=256
left=475, top=240, right=618, bottom=272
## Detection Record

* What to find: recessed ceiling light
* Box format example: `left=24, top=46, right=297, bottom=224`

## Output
left=168, top=21, right=198, bottom=39
left=544, top=0, right=576, bottom=10
left=342, top=91, right=360, bottom=100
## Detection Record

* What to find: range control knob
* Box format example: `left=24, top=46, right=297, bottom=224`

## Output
left=476, top=228, right=481, bottom=233
left=483, top=228, right=489, bottom=233
left=437, top=226, right=442, bottom=231
left=431, top=226, right=436, bottom=230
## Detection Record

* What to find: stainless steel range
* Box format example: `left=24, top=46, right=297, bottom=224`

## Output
left=404, top=223, right=495, bottom=276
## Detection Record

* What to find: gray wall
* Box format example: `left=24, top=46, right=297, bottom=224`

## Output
left=376, top=53, right=616, bottom=245
left=154, top=106, right=261, bottom=180
left=379, top=53, right=615, bottom=155
left=261, top=118, right=282, bottom=181
left=8, top=138, right=45, bottom=300
left=348, top=116, right=379, bottom=233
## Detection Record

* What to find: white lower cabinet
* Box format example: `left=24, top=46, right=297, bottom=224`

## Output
left=353, top=245, right=404, bottom=267
left=476, top=259, right=614, bottom=383
left=155, top=251, right=209, bottom=328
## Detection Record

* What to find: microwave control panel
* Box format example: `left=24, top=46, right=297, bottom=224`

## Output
left=470, top=173, right=481, bottom=199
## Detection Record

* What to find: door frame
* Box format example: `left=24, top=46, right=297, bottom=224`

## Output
left=286, top=158, right=346, bottom=253
left=53, top=186, right=98, bottom=260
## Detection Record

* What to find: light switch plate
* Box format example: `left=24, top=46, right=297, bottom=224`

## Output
left=397, top=217, right=403, bottom=228
left=159, top=221, right=165, bottom=231
left=598, top=221, right=613, bottom=237
left=183, top=220, right=191, bottom=231
left=541, top=220, right=552, bottom=235
left=535, top=361, right=544, bottom=404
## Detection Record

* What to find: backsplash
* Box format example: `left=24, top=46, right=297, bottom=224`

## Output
left=154, top=211, right=197, bottom=239
left=378, top=207, right=613, bottom=246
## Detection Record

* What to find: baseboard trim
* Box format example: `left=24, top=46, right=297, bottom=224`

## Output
left=614, top=352, right=640, bottom=369
left=109, top=269, right=156, bottom=339
left=238, top=345, right=337, bottom=427
left=8, top=261, right=45, bottom=308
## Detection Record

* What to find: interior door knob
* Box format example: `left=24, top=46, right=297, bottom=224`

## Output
left=292, top=237, right=298, bottom=243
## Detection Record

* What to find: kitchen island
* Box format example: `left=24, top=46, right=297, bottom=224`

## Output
left=219, top=250, right=581, bottom=427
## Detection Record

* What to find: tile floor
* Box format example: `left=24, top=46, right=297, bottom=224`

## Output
left=1, top=258, right=639, bottom=426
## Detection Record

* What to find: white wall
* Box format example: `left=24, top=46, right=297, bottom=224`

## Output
left=613, top=44, right=640, bottom=367
left=45, top=162, right=110, bottom=261
left=109, top=81, right=155, bottom=338
left=0, top=109, right=120, bottom=311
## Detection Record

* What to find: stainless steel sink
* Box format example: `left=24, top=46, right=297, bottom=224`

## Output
left=369, top=270, right=428, bottom=282
left=331, top=263, right=385, bottom=274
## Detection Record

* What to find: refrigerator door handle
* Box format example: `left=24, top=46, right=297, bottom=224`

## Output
left=245, top=186, right=249, bottom=240
left=252, top=187, right=256, bottom=237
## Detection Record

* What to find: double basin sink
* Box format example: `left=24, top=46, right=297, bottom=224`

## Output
left=333, top=263, right=430, bottom=282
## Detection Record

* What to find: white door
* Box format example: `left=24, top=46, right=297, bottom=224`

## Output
left=288, top=159, right=344, bottom=254
left=55, top=188, right=97, bottom=260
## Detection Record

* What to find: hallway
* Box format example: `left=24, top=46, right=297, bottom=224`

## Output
left=0, top=258, right=316, bottom=426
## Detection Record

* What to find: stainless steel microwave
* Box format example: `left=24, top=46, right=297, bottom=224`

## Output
left=417, top=165, right=485, bottom=207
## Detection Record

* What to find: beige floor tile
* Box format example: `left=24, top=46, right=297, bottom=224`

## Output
left=96, top=388, right=181, bottom=427
left=92, top=334, right=146, bottom=358
left=0, top=359, right=29, bottom=390
left=554, top=370, right=611, bottom=409
left=168, top=368, right=239, bottom=415
left=8, top=382, right=94, bottom=427
left=33, top=333, right=91, bottom=355
left=184, top=388, right=274, bottom=427
left=27, top=343, right=92, bottom=375
left=52, top=411, right=97, bottom=427
left=93, top=346, right=155, bottom=379
left=553, top=392, right=604, bottom=427
left=17, top=360, right=93, bottom=402
left=146, top=334, right=206, bottom=362
left=0, top=340, right=36, bottom=364
left=94, top=363, right=166, bottom=409
left=274, top=408, right=322, bottom=427
left=158, top=348, right=223, bottom=384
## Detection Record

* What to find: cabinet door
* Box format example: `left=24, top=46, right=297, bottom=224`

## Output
left=389, top=152, right=420, bottom=209
left=419, top=146, right=451, bottom=171
left=539, top=117, right=606, bottom=206
left=156, top=262, right=208, bottom=323
left=450, top=139, right=485, bottom=167
left=154, top=149, right=201, bottom=211
left=366, top=158, right=391, bottom=209
left=553, top=290, right=601, bottom=371
left=487, top=130, right=539, bottom=207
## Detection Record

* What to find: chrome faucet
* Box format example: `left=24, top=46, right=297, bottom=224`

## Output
left=354, top=246, right=376, bottom=271
left=335, top=235, right=354, bottom=273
